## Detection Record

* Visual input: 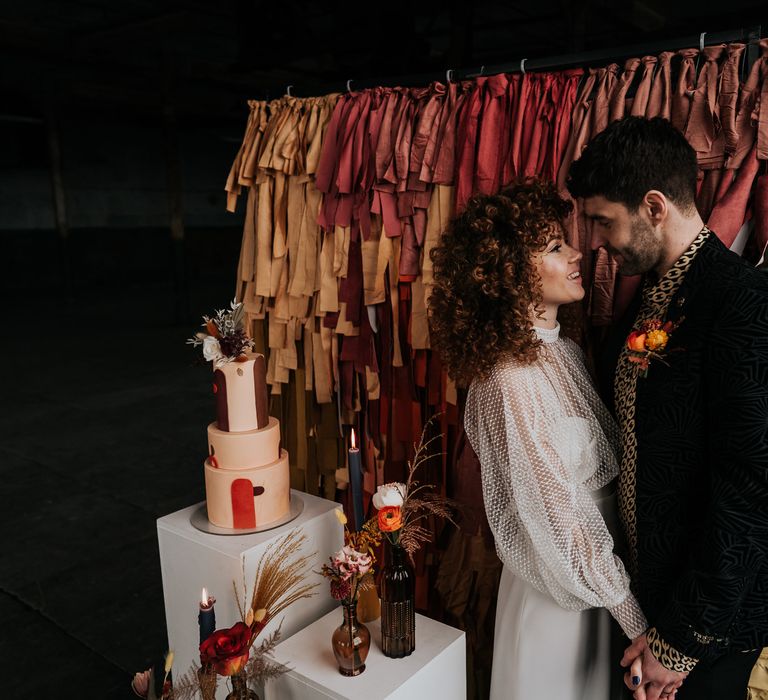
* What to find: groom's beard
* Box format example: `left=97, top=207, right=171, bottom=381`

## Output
left=611, top=217, right=663, bottom=276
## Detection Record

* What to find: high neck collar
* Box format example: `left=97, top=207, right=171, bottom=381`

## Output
left=533, top=322, right=561, bottom=344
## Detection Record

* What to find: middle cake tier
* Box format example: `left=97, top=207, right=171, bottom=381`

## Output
left=207, top=416, right=280, bottom=470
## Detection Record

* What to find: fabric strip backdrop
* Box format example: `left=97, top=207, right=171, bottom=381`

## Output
left=224, top=39, right=768, bottom=700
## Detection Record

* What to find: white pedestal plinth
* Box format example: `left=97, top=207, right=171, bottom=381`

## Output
left=157, top=491, right=343, bottom=700
left=264, top=608, right=466, bottom=700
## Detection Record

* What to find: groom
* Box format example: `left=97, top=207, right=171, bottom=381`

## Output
left=567, top=116, right=768, bottom=700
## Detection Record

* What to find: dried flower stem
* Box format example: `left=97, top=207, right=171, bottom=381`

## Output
left=244, top=529, right=318, bottom=642
left=372, top=414, right=456, bottom=558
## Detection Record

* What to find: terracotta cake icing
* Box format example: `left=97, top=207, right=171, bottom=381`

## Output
left=203, top=352, right=290, bottom=529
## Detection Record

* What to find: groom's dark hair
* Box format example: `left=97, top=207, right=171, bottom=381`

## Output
left=566, top=116, right=698, bottom=213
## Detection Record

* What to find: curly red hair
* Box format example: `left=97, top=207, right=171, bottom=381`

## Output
left=428, top=179, right=573, bottom=386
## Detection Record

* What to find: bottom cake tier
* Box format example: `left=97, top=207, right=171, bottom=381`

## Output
left=204, top=448, right=290, bottom=529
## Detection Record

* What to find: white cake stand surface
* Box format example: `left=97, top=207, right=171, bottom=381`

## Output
left=189, top=494, right=305, bottom=536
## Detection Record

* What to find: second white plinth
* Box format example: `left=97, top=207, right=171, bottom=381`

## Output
left=264, top=607, right=466, bottom=700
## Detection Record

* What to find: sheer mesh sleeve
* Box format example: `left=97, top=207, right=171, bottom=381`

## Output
left=465, top=349, right=647, bottom=639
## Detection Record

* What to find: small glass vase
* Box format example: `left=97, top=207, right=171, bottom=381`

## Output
left=380, top=542, right=415, bottom=658
left=331, top=601, right=371, bottom=676
left=197, top=667, right=218, bottom=700
left=225, top=671, right=258, bottom=700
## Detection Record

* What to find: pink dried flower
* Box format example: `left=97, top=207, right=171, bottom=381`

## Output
left=332, top=546, right=372, bottom=580
left=341, top=546, right=372, bottom=576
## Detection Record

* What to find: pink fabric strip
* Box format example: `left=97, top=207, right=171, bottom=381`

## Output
left=646, top=51, right=673, bottom=120
left=672, top=48, right=698, bottom=133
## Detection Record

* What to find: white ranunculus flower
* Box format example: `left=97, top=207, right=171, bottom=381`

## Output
left=372, top=482, right=405, bottom=510
left=202, top=336, right=224, bottom=363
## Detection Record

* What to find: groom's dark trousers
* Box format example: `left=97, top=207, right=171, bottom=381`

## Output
left=676, top=648, right=761, bottom=699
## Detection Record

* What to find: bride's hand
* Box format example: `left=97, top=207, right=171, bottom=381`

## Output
left=621, top=633, right=646, bottom=690
left=624, top=653, right=643, bottom=692
left=621, top=633, right=647, bottom=667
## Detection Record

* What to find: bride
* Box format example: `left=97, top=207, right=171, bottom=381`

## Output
left=428, top=179, right=648, bottom=700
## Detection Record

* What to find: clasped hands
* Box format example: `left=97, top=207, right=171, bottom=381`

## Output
left=621, top=634, right=687, bottom=700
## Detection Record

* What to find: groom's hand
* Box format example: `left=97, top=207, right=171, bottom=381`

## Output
left=621, top=634, right=686, bottom=700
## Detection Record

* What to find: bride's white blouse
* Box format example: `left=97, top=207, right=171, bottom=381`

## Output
left=464, top=323, right=647, bottom=639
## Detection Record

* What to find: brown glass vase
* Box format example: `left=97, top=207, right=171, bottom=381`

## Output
left=197, top=667, right=218, bottom=700
left=225, top=671, right=258, bottom=699
left=331, top=601, right=371, bottom=676
left=380, top=543, right=415, bottom=657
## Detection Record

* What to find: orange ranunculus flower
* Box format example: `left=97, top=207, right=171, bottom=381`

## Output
left=645, top=329, right=668, bottom=351
left=199, top=622, right=252, bottom=676
left=627, top=331, right=647, bottom=352
left=378, top=506, right=402, bottom=532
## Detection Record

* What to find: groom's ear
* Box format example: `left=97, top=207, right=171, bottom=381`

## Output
left=642, top=190, right=668, bottom=226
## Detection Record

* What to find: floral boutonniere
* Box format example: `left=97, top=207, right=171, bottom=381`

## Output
left=626, top=317, right=684, bottom=376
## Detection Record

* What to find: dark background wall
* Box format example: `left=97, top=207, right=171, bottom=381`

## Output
left=1, top=120, right=239, bottom=229
left=1, top=116, right=244, bottom=302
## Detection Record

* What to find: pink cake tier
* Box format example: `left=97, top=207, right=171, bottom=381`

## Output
left=204, top=449, right=290, bottom=529
left=207, top=417, right=281, bottom=470
left=205, top=351, right=290, bottom=529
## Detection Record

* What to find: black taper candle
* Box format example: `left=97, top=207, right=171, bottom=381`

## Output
left=198, top=588, right=216, bottom=645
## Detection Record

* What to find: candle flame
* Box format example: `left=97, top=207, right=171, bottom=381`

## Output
left=201, top=587, right=208, bottom=605
left=351, top=428, right=357, bottom=449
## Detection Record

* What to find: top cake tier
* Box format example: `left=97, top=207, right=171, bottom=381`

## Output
left=212, top=352, right=269, bottom=433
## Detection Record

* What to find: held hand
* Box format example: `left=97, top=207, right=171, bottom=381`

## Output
left=638, top=646, right=686, bottom=700
left=621, top=634, right=646, bottom=691
left=621, top=634, right=685, bottom=700
left=623, top=653, right=643, bottom=693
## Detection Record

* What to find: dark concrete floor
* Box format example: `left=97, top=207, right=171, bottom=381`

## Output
left=2, top=230, right=241, bottom=697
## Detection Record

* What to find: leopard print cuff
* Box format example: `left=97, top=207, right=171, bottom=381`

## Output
left=647, top=626, right=699, bottom=673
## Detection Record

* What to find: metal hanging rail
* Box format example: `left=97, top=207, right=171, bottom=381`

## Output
left=464, top=26, right=762, bottom=78
left=261, top=25, right=761, bottom=99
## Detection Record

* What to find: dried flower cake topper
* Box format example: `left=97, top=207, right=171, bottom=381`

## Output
left=187, top=300, right=254, bottom=368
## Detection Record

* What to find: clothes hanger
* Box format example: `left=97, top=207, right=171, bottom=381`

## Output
left=694, top=32, right=706, bottom=76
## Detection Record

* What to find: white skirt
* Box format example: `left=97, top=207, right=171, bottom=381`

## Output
left=490, top=485, right=623, bottom=700
left=490, top=567, right=612, bottom=700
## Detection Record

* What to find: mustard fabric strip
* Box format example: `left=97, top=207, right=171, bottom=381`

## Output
left=748, top=648, right=768, bottom=700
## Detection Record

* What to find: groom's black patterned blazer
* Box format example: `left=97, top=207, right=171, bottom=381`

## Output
left=600, top=233, right=768, bottom=667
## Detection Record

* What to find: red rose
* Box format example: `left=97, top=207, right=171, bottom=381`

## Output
left=199, top=622, right=252, bottom=676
